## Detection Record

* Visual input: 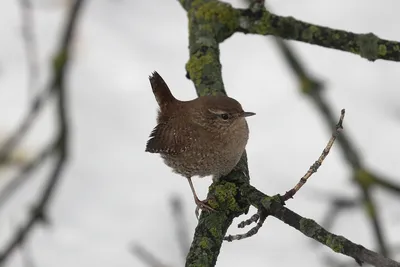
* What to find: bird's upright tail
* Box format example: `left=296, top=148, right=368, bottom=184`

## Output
left=149, top=71, right=176, bottom=112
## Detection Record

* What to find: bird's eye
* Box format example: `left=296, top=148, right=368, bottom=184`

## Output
left=220, top=113, right=229, bottom=120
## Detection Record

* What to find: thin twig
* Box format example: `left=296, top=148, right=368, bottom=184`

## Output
left=224, top=210, right=267, bottom=242
left=275, top=36, right=390, bottom=256
left=225, top=109, right=345, bottom=241
left=238, top=209, right=261, bottom=228
left=272, top=28, right=391, bottom=256
left=282, top=109, right=345, bottom=201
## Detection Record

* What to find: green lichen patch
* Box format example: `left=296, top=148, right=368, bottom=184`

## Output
left=186, top=51, right=213, bottom=86
left=210, top=181, right=242, bottom=212
left=185, top=49, right=224, bottom=96
left=209, top=226, right=220, bottom=239
left=378, top=44, right=387, bottom=56
left=191, top=0, right=239, bottom=42
left=248, top=10, right=272, bottom=35
left=199, top=237, right=210, bottom=249
left=326, top=235, right=346, bottom=253
left=301, top=25, right=320, bottom=41
left=299, top=218, right=321, bottom=237
left=357, top=33, right=379, bottom=61
left=333, top=33, right=341, bottom=40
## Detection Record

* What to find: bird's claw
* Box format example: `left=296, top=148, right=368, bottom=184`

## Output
left=194, top=198, right=215, bottom=219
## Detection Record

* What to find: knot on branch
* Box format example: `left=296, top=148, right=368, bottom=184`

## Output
left=357, top=33, right=379, bottom=61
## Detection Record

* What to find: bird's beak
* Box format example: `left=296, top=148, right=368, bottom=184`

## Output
left=242, top=111, right=256, bottom=117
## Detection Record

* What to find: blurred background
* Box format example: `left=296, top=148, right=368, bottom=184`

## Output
left=1, top=0, right=400, bottom=266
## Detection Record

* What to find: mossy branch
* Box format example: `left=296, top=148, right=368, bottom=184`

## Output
left=181, top=0, right=400, bottom=62
left=177, top=0, right=400, bottom=266
left=238, top=9, right=400, bottom=62
left=242, top=184, right=400, bottom=267
left=179, top=1, right=253, bottom=266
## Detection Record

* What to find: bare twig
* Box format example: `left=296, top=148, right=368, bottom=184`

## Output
left=224, top=209, right=267, bottom=242
left=238, top=209, right=261, bottom=228
left=225, top=109, right=345, bottom=241
left=274, top=35, right=390, bottom=256
left=282, top=109, right=345, bottom=201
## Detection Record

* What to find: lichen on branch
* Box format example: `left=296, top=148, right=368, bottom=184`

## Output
left=182, top=0, right=400, bottom=62
left=177, top=1, right=400, bottom=267
left=237, top=9, right=400, bottom=62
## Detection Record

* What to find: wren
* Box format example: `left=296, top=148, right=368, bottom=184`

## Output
left=145, top=71, right=255, bottom=216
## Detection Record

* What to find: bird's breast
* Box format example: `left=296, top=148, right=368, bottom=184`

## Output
left=161, top=119, right=250, bottom=179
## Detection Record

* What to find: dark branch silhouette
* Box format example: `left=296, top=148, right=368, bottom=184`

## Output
left=0, top=1, right=86, bottom=265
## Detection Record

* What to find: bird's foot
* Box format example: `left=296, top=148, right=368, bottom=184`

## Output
left=194, top=198, right=215, bottom=219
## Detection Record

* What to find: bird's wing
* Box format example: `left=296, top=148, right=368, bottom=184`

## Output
left=145, top=120, right=199, bottom=155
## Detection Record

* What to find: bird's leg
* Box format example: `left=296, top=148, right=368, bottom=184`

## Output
left=187, top=177, right=215, bottom=218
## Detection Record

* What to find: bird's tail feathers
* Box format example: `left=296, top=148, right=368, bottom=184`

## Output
left=149, top=71, right=176, bottom=111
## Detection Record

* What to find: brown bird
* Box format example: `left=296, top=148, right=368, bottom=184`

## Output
left=145, top=71, right=255, bottom=216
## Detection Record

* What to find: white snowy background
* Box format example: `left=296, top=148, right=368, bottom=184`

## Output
left=1, top=0, right=400, bottom=266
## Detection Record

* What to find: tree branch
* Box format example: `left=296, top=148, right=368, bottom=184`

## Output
left=176, top=0, right=400, bottom=266
left=237, top=8, right=400, bottom=62
left=242, top=185, right=400, bottom=267
left=177, top=1, right=253, bottom=266
left=271, top=29, right=398, bottom=256
left=180, top=0, right=400, bottom=62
